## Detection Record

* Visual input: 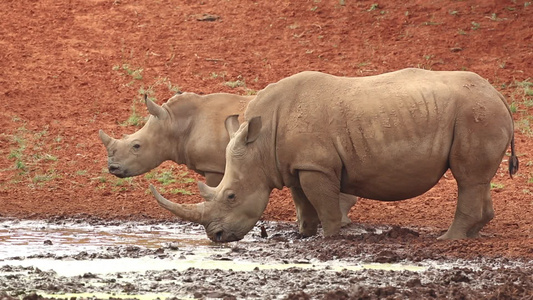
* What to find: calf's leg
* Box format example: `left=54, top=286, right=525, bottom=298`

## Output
left=339, top=193, right=357, bottom=226
left=291, top=187, right=320, bottom=237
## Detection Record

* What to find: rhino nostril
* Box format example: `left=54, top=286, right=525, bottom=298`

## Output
left=215, top=231, right=223, bottom=242
left=109, top=165, right=119, bottom=172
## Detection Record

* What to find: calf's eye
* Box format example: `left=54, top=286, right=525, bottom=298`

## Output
left=228, top=193, right=236, bottom=200
left=133, top=144, right=141, bottom=149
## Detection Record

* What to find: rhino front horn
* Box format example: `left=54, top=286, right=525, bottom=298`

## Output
left=149, top=184, right=206, bottom=225
left=98, top=129, right=114, bottom=147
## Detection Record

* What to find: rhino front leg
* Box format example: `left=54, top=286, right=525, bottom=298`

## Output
left=291, top=187, right=320, bottom=237
left=339, top=193, right=357, bottom=227
left=298, top=171, right=342, bottom=237
left=438, top=183, right=493, bottom=240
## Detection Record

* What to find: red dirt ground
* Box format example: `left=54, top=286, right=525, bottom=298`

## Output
left=1, top=0, right=531, bottom=259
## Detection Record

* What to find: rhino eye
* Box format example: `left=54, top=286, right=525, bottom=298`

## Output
left=228, top=193, right=236, bottom=200
left=133, top=144, right=141, bottom=149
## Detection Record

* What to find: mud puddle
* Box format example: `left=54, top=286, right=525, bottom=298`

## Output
left=0, top=218, right=531, bottom=299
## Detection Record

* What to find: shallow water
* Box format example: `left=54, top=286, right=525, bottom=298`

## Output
left=0, top=218, right=426, bottom=277
left=0, top=218, right=214, bottom=260
left=1, top=218, right=530, bottom=300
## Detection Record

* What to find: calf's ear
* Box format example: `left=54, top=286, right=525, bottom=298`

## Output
left=225, top=115, right=240, bottom=138
left=145, top=94, right=168, bottom=119
left=245, top=116, right=262, bottom=144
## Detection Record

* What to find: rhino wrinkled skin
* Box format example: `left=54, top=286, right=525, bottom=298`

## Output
left=99, top=92, right=358, bottom=227
left=151, top=68, right=519, bottom=243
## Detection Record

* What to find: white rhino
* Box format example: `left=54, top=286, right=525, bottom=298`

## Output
left=151, top=68, right=518, bottom=242
left=98, top=92, right=358, bottom=225
left=99, top=93, right=252, bottom=186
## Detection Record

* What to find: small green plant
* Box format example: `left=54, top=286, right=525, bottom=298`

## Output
left=32, top=169, right=59, bottom=186
left=509, top=102, right=518, bottom=114
left=170, top=188, right=193, bottom=195
left=113, top=64, right=143, bottom=81
left=490, top=182, right=504, bottom=190
left=113, top=177, right=134, bottom=187
left=458, top=28, right=467, bottom=35
left=76, top=170, right=88, bottom=176
left=449, top=10, right=459, bottom=16
left=155, top=170, right=177, bottom=185
left=367, top=3, right=379, bottom=11
left=225, top=80, right=246, bottom=89
left=120, top=101, right=142, bottom=127
left=8, top=131, right=27, bottom=172
left=516, top=117, right=533, bottom=136
left=471, top=22, right=481, bottom=30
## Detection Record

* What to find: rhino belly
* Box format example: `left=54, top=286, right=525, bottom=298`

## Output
left=338, top=134, right=451, bottom=201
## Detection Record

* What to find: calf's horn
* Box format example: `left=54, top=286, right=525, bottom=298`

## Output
left=149, top=184, right=206, bottom=224
left=98, top=130, right=114, bottom=147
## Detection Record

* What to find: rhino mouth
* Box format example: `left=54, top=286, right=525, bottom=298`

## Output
left=206, top=224, right=241, bottom=243
left=108, top=163, right=128, bottom=178
left=210, top=231, right=240, bottom=243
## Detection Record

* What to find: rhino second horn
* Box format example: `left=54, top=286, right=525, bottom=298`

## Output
left=145, top=96, right=168, bottom=119
left=149, top=184, right=206, bottom=224
left=98, top=130, right=114, bottom=147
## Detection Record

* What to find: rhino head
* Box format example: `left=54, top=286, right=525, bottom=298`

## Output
left=150, top=115, right=272, bottom=242
left=99, top=96, right=173, bottom=178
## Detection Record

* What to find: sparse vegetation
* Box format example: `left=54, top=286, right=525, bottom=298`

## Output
left=471, top=21, right=481, bottom=30
left=367, top=3, right=379, bottom=11
left=170, top=188, right=193, bottom=195
left=225, top=79, right=246, bottom=89
left=490, top=182, right=504, bottom=190
left=504, top=79, right=533, bottom=136
left=113, top=63, right=144, bottom=85
left=145, top=168, right=195, bottom=195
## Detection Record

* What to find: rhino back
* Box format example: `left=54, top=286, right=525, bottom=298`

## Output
left=166, top=93, right=253, bottom=174
left=246, top=69, right=513, bottom=200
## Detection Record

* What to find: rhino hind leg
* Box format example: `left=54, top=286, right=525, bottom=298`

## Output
left=438, top=183, right=494, bottom=240
left=290, top=187, right=320, bottom=237
left=298, top=171, right=343, bottom=237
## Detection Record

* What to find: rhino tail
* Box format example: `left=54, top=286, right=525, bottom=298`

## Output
left=509, top=134, right=519, bottom=178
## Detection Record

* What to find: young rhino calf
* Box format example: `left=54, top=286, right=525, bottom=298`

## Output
left=99, top=93, right=252, bottom=187
left=98, top=92, right=358, bottom=226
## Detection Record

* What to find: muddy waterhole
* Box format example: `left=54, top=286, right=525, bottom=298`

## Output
left=0, top=218, right=530, bottom=299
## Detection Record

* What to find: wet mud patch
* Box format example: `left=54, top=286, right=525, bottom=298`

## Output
left=1, top=218, right=531, bottom=299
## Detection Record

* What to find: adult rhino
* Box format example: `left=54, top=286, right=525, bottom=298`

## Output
left=98, top=92, right=358, bottom=225
left=150, top=68, right=519, bottom=242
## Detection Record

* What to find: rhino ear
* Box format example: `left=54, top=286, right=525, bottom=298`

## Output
left=245, top=116, right=262, bottom=144
left=225, top=115, right=241, bottom=138
left=198, top=181, right=216, bottom=202
left=145, top=94, right=168, bottom=119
